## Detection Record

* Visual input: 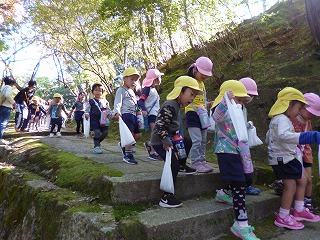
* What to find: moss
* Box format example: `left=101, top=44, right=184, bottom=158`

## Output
left=112, top=204, right=149, bottom=222
left=117, top=217, right=147, bottom=240
left=255, top=166, right=275, bottom=186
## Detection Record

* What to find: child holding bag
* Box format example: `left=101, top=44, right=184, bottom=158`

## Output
left=186, top=56, right=214, bottom=173
left=267, top=87, right=320, bottom=230
left=151, top=76, right=201, bottom=208
left=138, top=68, right=163, bottom=160
left=212, top=80, right=259, bottom=240
left=84, top=83, right=112, bottom=154
left=113, top=67, right=142, bottom=164
left=290, top=93, right=320, bottom=212
left=239, top=77, right=262, bottom=195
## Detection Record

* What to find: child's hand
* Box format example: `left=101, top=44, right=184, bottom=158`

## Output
left=142, top=111, right=147, bottom=117
left=84, top=113, right=89, bottom=120
left=226, top=90, right=235, bottom=100
left=164, top=145, right=173, bottom=151
left=112, top=113, right=120, bottom=120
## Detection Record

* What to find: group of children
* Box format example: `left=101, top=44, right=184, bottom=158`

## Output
left=4, top=56, right=320, bottom=239
left=53, top=58, right=320, bottom=239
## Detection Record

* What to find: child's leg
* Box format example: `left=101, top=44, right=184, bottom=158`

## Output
left=231, top=181, right=248, bottom=225
left=188, top=127, right=203, bottom=165
left=93, top=129, right=102, bottom=147
left=281, top=179, right=296, bottom=210
left=80, top=118, right=84, bottom=133
left=295, top=173, right=307, bottom=202
left=50, top=119, right=56, bottom=133
left=100, top=127, right=108, bottom=143
left=304, top=166, right=312, bottom=198
left=75, top=120, right=80, bottom=134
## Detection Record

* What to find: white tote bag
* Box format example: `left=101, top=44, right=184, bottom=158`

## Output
left=83, top=115, right=90, bottom=138
left=160, top=149, right=174, bottom=194
left=224, top=92, right=248, bottom=142
left=248, top=126, right=263, bottom=147
left=119, top=117, right=136, bottom=146
left=207, top=113, right=216, bottom=133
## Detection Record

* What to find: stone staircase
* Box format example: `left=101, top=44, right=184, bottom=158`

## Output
left=0, top=134, right=280, bottom=239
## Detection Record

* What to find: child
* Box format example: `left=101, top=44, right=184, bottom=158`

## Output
left=290, top=93, right=320, bottom=212
left=113, top=67, right=142, bottom=164
left=84, top=83, right=112, bottom=154
left=0, top=76, right=16, bottom=144
left=14, top=80, right=37, bottom=132
left=266, top=87, right=320, bottom=230
left=186, top=56, right=214, bottom=173
left=47, top=93, right=69, bottom=137
left=212, top=80, right=259, bottom=239
left=239, top=77, right=262, bottom=195
left=69, top=92, right=86, bottom=138
left=28, top=96, right=46, bottom=131
left=138, top=68, right=163, bottom=160
left=151, top=76, right=201, bottom=208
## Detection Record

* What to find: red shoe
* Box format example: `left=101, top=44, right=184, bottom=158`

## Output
left=293, top=208, right=320, bottom=222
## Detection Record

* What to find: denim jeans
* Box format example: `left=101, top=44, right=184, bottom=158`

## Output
left=0, top=106, right=12, bottom=138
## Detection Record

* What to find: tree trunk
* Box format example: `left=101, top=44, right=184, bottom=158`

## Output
left=305, top=0, right=320, bottom=46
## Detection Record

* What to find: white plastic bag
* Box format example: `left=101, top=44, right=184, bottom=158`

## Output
left=248, top=126, right=263, bottom=147
left=119, top=117, right=136, bottom=146
left=83, top=115, right=90, bottom=138
left=207, top=113, right=216, bottom=133
left=160, top=149, right=174, bottom=194
left=224, top=92, right=248, bottom=142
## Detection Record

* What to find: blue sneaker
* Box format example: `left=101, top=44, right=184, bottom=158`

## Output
left=246, top=186, right=261, bottom=195
left=123, top=154, right=138, bottom=165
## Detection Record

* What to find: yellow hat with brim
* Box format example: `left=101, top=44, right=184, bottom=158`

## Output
left=53, top=93, right=62, bottom=98
left=268, top=87, right=307, bottom=117
left=212, top=80, right=250, bottom=108
left=123, top=67, right=141, bottom=78
left=167, top=76, right=202, bottom=100
left=32, top=96, right=39, bottom=101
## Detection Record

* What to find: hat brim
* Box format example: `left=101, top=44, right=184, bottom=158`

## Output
left=197, top=67, right=212, bottom=77
left=268, top=100, right=290, bottom=118
left=306, top=107, right=320, bottom=117
left=212, top=92, right=250, bottom=108
left=167, top=86, right=203, bottom=100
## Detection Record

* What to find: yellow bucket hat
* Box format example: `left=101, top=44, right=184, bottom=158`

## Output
left=268, top=87, right=307, bottom=117
left=123, top=67, right=141, bottom=78
left=167, top=76, right=202, bottom=100
left=32, top=96, right=39, bottom=101
left=212, top=80, right=249, bottom=108
left=53, top=93, right=62, bottom=98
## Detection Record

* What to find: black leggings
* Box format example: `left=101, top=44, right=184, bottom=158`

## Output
left=229, top=181, right=248, bottom=221
left=76, top=119, right=84, bottom=134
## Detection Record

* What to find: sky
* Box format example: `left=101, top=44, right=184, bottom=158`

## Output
left=1, top=0, right=278, bottom=82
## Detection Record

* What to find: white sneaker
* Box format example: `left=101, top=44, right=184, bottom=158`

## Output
left=0, top=139, right=9, bottom=145
left=49, top=133, right=54, bottom=138
left=56, top=132, right=62, bottom=137
left=93, top=146, right=103, bottom=154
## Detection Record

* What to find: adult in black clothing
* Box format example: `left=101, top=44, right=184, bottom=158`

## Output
left=14, top=80, right=37, bottom=131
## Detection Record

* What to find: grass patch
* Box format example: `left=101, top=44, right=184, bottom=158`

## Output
left=113, top=204, right=149, bottom=222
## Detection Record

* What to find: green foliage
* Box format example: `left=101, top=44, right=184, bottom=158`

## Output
left=113, top=204, right=148, bottom=221
left=22, top=140, right=123, bottom=202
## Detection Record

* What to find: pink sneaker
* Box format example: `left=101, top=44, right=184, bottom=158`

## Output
left=202, top=162, right=214, bottom=172
left=274, top=213, right=304, bottom=230
left=190, top=162, right=210, bottom=173
left=293, top=208, right=320, bottom=222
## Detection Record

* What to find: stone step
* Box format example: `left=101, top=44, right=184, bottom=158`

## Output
left=137, top=191, right=279, bottom=239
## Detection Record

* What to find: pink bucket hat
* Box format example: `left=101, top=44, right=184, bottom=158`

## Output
left=142, top=69, right=164, bottom=87
left=239, top=77, right=258, bottom=96
left=304, top=93, right=320, bottom=116
left=194, top=56, right=213, bottom=77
